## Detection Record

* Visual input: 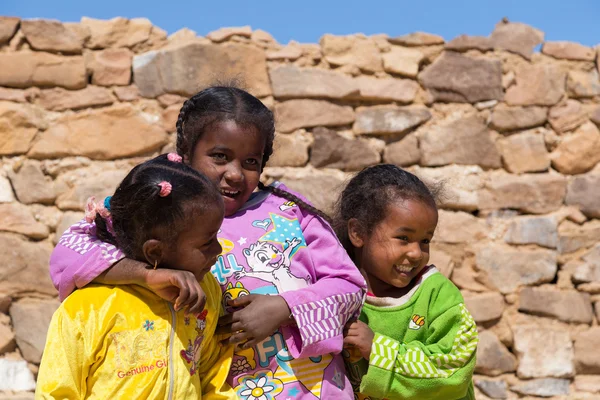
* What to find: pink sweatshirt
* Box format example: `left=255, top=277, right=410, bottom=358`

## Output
left=50, top=183, right=366, bottom=399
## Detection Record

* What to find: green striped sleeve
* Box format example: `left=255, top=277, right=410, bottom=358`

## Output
left=361, top=304, right=478, bottom=400
left=370, top=334, right=399, bottom=370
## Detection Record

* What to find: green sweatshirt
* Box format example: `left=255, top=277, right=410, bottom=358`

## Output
left=343, top=266, right=477, bottom=400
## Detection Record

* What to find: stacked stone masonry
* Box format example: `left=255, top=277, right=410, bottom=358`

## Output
left=0, top=15, right=600, bottom=399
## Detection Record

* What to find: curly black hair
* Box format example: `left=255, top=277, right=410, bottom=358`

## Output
left=96, top=154, right=221, bottom=260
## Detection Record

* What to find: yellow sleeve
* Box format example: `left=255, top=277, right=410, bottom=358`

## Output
left=197, top=274, right=236, bottom=399
left=199, top=341, right=235, bottom=400
left=35, top=307, right=88, bottom=400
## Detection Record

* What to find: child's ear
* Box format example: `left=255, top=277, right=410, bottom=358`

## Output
left=347, top=218, right=365, bottom=248
left=142, top=239, right=164, bottom=268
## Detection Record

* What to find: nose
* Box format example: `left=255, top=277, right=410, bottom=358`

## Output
left=224, top=161, right=243, bottom=184
left=213, top=239, right=223, bottom=258
left=406, top=242, right=423, bottom=262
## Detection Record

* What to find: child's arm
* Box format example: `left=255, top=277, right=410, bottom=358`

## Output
left=51, top=220, right=206, bottom=313
left=50, top=220, right=125, bottom=300
left=354, top=304, right=478, bottom=400
left=279, top=215, right=367, bottom=358
left=35, top=308, right=87, bottom=399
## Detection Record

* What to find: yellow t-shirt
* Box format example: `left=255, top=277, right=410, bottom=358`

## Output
left=36, top=274, right=235, bottom=400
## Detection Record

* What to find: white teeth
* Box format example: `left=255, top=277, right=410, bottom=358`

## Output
left=220, top=189, right=239, bottom=196
left=394, top=264, right=415, bottom=273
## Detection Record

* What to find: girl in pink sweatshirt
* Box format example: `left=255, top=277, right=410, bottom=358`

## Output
left=50, top=85, right=366, bottom=399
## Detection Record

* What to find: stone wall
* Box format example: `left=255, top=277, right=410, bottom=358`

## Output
left=0, top=15, right=599, bottom=399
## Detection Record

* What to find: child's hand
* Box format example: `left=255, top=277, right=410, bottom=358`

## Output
left=144, top=269, right=206, bottom=315
left=216, top=294, right=292, bottom=349
left=343, top=320, right=374, bottom=360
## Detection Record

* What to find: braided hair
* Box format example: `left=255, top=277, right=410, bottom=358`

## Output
left=175, top=86, right=275, bottom=166
left=175, top=84, right=331, bottom=222
left=95, top=154, right=222, bottom=260
left=257, top=181, right=331, bottom=223
left=333, top=164, right=438, bottom=261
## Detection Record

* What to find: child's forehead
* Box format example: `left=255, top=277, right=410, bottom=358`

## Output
left=196, top=120, right=266, bottom=152
left=203, top=120, right=261, bottom=140
left=383, top=199, right=438, bottom=227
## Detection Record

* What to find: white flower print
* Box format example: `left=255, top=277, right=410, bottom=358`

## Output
left=236, top=371, right=283, bottom=400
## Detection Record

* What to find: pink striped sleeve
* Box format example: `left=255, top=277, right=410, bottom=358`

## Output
left=279, top=214, right=366, bottom=359
left=291, top=292, right=364, bottom=345
left=51, top=220, right=125, bottom=301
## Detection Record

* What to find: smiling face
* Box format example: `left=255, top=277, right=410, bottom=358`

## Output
left=351, top=198, right=438, bottom=298
left=159, top=201, right=224, bottom=281
left=189, top=120, right=266, bottom=217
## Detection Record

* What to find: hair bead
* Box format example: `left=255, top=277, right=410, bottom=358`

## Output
left=167, top=153, right=182, bottom=163
left=158, top=181, right=172, bottom=197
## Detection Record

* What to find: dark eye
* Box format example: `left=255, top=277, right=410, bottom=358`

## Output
left=201, top=237, right=216, bottom=249
left=244, top=159, right=260, bottom=169
left=396, top=236, right=409, bottom=242
left=212, top=153, right=227, bottom=162
left=422, top=239, right=431, bottom=245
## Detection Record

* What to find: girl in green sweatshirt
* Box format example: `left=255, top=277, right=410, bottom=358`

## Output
left=333, top=164, right=477, bottom=400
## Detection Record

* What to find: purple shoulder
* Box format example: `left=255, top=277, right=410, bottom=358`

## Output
left=266, top=182, right=317, bottom=219
left=270, top=182, right=313, bottom=207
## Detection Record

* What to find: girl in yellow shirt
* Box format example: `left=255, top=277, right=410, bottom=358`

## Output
left=36, top=154, right=235, bottom=400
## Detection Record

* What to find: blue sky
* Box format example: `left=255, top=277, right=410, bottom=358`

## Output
left=2, top=0, right=599, bottom=47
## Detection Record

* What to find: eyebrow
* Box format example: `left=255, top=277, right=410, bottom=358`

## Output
left=198, top=230, right=218, bottom=244
left=209, top=145, right=231, bottom=152
left=395, top=227, right=435, bottom=235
